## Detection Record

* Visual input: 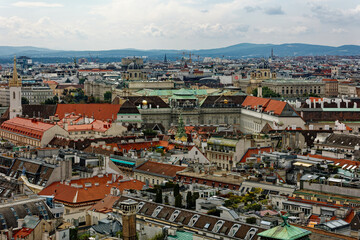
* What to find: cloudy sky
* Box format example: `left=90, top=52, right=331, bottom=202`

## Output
left=0, top=0, right=359, bottom=50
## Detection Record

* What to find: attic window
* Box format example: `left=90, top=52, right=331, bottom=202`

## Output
left=152, top=206, right=163, bottom=218
left=137, top=202, right=145, bottom=212
left=169, top=210, right=181, bottom=222
left=188, top=214, right=200, bottom=227
left=245, top=228, right=258, bottom=240
left=213, top=220, right=224, bottom=233
left=228, top=224, right=241, bottom=237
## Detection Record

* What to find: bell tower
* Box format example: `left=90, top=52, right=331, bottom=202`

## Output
left=118, top=199, right=138, bottom=240
left=9, top=56, right=22, bottom=119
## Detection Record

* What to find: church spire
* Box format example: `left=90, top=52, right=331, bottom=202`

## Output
left=9, top=56, right=21, bottom=87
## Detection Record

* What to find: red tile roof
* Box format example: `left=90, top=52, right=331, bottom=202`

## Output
left=240, top=146, right=273, bottom=163
left=0, top=117, right=55, bottom=139
left=14, top=228, right=33, bottom=239
left=241, top=96, right=270, bottom=109
left=344, top=209, right=355, bottom=223
left=135, top=161, right=186, bottom=178
left=38, top=174, right=145, bottom=205
left=263, top=100, right=287, bottom=116
left=55, top=104, right=121, bottom=121
left=90, top=195, right=120, bottom=213
left=241, top=96, right=288, bottom=116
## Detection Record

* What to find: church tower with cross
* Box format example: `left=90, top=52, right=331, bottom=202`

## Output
left=9, top=56, right=22, bottom=119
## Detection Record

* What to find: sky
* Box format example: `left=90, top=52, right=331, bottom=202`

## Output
left=0, top=0, right=359, bottom=50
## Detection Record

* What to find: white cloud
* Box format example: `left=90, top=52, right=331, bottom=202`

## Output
left=12, top=1, right=63, bottom=8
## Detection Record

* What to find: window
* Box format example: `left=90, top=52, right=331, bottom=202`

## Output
left=10, top=207, right=19, bottom=220
left=0, top=213, right=7, bottom=229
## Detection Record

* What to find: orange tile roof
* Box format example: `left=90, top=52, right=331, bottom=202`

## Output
left=241, top=96, right=270, bottom=109
left=14, top=228, right=33, bottom=239
left=90, top=195, right=120, bottom=213
left=38, top=174, right=145, bottom=205
left=240, top=147, right=273, bottom=163
left=263, top=99, right=287, bottom=116
left=241, top=96, right=288, bottom=116
left=344, top=209, right=355, bottom=223
left=55, top=104, right=121, bottom=121
left=135, top=161, right=186, bottom=178
left=1, top=117, right=55, bottom=139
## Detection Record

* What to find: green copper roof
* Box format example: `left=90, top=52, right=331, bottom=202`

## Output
left=168, top=231, right=193, bottom=240
left=258, top=224, right=311, bottom=240
left=136, top=88, right=208, bottom=96
left=174, top=88, right=195, bottom=96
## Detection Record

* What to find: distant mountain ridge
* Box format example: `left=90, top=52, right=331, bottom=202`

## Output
left=0, top=43, right=360, bottom=62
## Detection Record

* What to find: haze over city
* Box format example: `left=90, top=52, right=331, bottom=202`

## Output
left=1, top=0, right=360, bottom=50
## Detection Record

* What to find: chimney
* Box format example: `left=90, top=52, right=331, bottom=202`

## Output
left=17, top=218, right=24, bottom=228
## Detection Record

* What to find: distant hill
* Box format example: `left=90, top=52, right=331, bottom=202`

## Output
left=0, top=43, right=360, bottom=63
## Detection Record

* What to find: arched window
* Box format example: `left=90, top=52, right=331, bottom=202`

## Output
left=13, top=92, right=15, bottom=99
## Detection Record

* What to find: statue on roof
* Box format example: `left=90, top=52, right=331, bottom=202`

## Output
left=175, top=113, right=187, bottom=142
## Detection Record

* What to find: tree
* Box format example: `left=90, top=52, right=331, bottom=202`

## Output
left=252, top=87, right=280, bottom=98
left=21, top=97, right=29, bottom=104
left=192, top=192, right=199, bottom=209
left=44, top=96, right=58, bottom=105
left=186, top=191, right=192, bottom=209
left=164, top=195, right=169, bottom=205
left=173, top=184, right=180, bottom=197
left=175, top=194, right=182, bottom=208
left=104, top=91, right=112, bottom=102
left=65, top=79, right=71, bottom=83
left=150, top=233, right=165, bottom=240
left=155, top=188, right=163, bottom=204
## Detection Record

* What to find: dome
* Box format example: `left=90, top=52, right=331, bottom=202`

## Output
left=128, top=61, right=142, bottom=70
left=142, top=100, right=148, bottom=105
left=258, top=60, right=270, bottom=69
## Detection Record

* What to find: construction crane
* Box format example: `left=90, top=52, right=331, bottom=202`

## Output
left=88, top=53, right=97, bottom=63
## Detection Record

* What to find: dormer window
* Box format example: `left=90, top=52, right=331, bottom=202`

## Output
left=169, top=210, right=181, bottom=222
left=213, top=220, right=224, bottom=233
left=188, top=214, right=200, bottom=227
left=151, top=206, right=163, bottom=218
left=228, top=224, right=240, bottom=237
left=137, top=202, right=145, bottom=212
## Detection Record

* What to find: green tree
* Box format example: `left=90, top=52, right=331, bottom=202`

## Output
left=150, top=232, right=165, bottom=240
left=175, top=194, right=182, bottom=208
left=252, top=87, right=280, bottom=98
left=186, top=191, right=192, bottom=209
left=173, top=184, right=180, bottom=197
left=164, top=195, right=169, bottom=205
left=21, top=97, right=29, bottom=104
left=155, top=188, right=163, bottom=204
left=104, top=91, right=112, bottom=102
left=192, top=192, right=199, bottom=209
left=65, top=79, right=71, bottom=83
left=44, top=96, right=58, bottom=105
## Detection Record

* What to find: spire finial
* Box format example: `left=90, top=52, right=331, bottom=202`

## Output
left=10, top=55, right=20, bottom=87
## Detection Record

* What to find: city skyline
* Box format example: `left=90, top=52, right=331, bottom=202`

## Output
left=0, top=0, right=359, bottom=51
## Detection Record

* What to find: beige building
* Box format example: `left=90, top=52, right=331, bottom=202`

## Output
left=262, top=79, right=325, bottom=97
left=322, top=79, right=338, bottom=97
left=240, top=96, right=305, bottom=134
left=206, top=137, right=251, bottom=170
left=84, top=80, right=115, bottom=100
